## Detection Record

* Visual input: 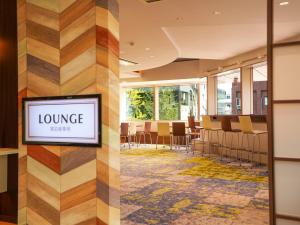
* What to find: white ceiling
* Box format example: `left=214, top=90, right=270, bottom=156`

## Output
left=119, top=0, right=300, bottom=73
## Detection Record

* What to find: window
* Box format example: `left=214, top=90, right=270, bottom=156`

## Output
left=252, top=63, right=267, bottom=115
left=159, top=86, right=180, bottom=120
left=159, top=84, right=198, bottom=120
left=125, top=87, right=154, bottom=120
left=216, top=69, right=241, bottom=115
left=200, top=77, right=207, bottom=115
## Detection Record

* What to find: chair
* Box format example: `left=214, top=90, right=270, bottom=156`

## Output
left=120, top=123, right=130, bottom=148
left=138, top=122, right=153, bottom=145
left=188, top=116, right=203, bottom=139
left=156, top=122, right=172, bottom=149
left=172, top=122, right=190, bottom=151
left=220, top=117, right=241, bottom=162
left=202, top=115, right=222, bottom=156
left=238, top=116, right=268, bottom=165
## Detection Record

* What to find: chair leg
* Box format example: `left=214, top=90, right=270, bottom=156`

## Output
left=258, top=134, right=262, bottom=165
left=149, top=133, right=153, bottom=145
left=252, top=135, right=256, bottom=167
left=156, top=136, right=158, bottom=149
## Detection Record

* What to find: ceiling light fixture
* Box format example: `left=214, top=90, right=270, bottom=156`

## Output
left=279, top=1, right=289, bottom=6
left=213, top=11, right=221, bottom=15
left=145, top=47, right=150, bottom=51
left=150, top=56, right=155, bottom=58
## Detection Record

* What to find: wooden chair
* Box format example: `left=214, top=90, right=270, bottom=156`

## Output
left=172, top=122, right=190, bottom=151
left=156, top=122, right=171, bottom=149
left=138, top=121, right=152, bottom=145
left=239, top=116, right=267, bottom=166
left=120, top=123, right=130, bottom=148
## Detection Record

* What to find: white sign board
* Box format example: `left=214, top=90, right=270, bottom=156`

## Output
left=23, top=95, right=101, bottom=146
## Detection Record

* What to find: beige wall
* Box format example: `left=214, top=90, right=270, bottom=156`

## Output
left=121, top=47, right=266, bottom=82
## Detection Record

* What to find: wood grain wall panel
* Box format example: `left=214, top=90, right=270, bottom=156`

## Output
left=27, top=38, right=60, bottom=66
left=26, top=3, right=59, bottom=31
left=27, top=55, right=60, bottom=84
left=60, top=47, right=96, bottom=85
left=27, top=190, right=60, bottom=225
left=60, top=8, right=95, bottom=49
left=27, top=20, right=60, bottom=49
left=60, top=0, right=95, bottom=30
left=60, top=27, right=96, bottom=67
left=26, top=0, right=60, bottom=13
left=96, top=1, right=120, bottom=224
left=27, top=145, right=61, bottom=174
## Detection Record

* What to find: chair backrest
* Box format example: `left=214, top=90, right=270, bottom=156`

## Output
left=202, top=115, right=212, bottom=130
left=221, top=117, right=232, bottom=132
left=144, top=121, right=152, bottom=133
left=157, top=122, right=170, bottom=136
left=129, top=122, right=137, bottom=135
left=172, top=122, right=186, bottom=136
left=238, top=116, right=253, bottom=133
left=120, top=123, right=129, bottom=136
left=188, top=116, right=196, bottom=129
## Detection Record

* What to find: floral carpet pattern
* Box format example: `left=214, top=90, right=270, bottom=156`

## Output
left=121, top=147, right=269, bottom=225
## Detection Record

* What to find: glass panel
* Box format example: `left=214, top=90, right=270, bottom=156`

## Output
left=125, top=87, right=154, bottom=120
left=200, top=77, right=207, bottom=115
left=216, top=69, right=241, bottom=115
left=274, top=45, right=300, bottom=100
left=277, top=219, right=300, bottom=225
left=179, top=84, right=198, bottom=120
left=159, top=86, right=180, bottom=120
left=274, top=104, right=300, bottom=158
left=275, top=161, right=300, bottom=217
left=252, top=63, right=268, bottom=115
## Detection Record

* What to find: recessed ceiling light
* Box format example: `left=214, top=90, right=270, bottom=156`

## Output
left=145, top=47, right=150, bottom=51
left=213, top=11, right=221, bottom=15
left=150, top=56, right=155, bottom=58
left=279, top=1, right=289, bottom=6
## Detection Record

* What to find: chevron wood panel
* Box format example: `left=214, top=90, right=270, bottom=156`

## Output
left=96, top=1, right=120, bottom=225
left=17, top=1, right=119, bottom=224
left=17, top=0, right=27, bottom=224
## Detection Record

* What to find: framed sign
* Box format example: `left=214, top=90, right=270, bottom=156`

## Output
left=22, top=94, right=101, bottom=147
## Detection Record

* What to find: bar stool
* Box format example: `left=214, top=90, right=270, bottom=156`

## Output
left=238, top=116, right=268, bottom=165
left=220, top=117, right=241, bottom=162
left=138, top=121, right=152, bottom=146
left=202, top=115, right=222, bottom=156
left=172, top=122, right=190, bottom=151
left=156, top=122, right=172, bottom=149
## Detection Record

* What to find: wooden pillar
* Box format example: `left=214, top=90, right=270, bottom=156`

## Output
left=17, top=0, right=120, bottom=224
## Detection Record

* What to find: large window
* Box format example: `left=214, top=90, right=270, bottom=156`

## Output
left=216, top=69, right=241, bottom=115
left=125, top=87, right=154, bottom=120
left=159, top=84, right=198, bottom=120
left=252, top=63, right=267, bottom=115
left=200, top=77, right=207, bottom=115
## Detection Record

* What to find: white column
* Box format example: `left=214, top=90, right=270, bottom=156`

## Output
left=241, top=66, right=252, bottom=114
left=207, top=76, right=216, bottom=115
left=154, top=86, right=159, bottom=120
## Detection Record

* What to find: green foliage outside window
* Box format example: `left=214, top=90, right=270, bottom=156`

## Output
left=126, top=87, right=154, bottom=120
left=159, top=86, right=180, bottom=120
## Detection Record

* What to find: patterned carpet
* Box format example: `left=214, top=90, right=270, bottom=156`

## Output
left=121, top=147, right=269, bottom=225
